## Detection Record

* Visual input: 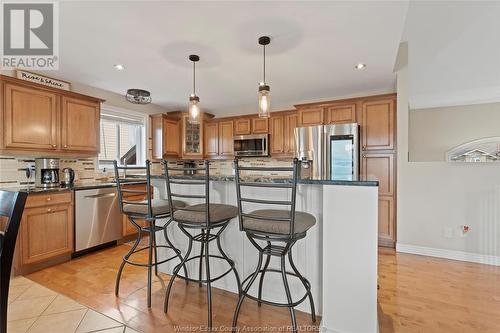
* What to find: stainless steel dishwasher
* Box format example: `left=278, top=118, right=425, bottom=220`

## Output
left=74, top=187, right=122, bottom=255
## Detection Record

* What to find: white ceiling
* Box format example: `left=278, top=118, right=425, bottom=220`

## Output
left=407, top=1, right=500, bottom=109
left=55, top=1, right=408, bottom=116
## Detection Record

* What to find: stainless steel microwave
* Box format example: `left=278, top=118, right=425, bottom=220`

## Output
left=233, top=134, right=269, bottom=157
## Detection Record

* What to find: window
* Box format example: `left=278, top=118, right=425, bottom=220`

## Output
left=98, top=109, right=146, bottom=168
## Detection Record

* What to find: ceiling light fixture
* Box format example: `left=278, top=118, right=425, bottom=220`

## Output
left=355, top=63, right=366, bottom=70
left=125, top=89, right=151, bottom=104
left=258, top=36, right=271, bottom=118
left=114, top=64, right=125, bottom=71
left=188, top=54, right=201, bottom=124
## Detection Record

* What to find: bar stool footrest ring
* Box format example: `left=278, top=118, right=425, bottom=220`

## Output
left=173, top=254, right=236, bottom=284
left=241, top=268, right=312, bottom=308
left=123, top=245, right=181, bottom=267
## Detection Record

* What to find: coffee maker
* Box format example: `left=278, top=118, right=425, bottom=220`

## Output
left=35, top=158, right=60, bottom=188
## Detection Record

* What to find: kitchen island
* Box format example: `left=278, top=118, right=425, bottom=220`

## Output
left=151, top=175, right=379, bottom=333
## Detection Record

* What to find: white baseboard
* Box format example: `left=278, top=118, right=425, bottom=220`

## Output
left=396, top=243, right=500, bottom=266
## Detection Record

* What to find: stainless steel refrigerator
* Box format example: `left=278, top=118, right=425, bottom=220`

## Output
left=295, top=123, right=359, bottom=180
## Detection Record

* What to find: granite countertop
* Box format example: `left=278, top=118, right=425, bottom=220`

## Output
left=150, top=174, right=378, bottom=187
left=0, top=179, right=147, bottom=193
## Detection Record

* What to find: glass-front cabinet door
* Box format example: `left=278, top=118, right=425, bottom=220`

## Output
left=182, top=115, right=203, bottom=158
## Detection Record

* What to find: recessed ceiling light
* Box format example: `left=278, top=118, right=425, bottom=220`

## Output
left=355, top=63, right=366, bottom=70
left=114, top=64, right=125, bottom=71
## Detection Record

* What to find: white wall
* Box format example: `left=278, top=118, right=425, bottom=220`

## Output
left=397, top=56, right=500, bottom=265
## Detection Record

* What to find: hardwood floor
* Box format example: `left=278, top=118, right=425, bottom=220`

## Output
left=26, top=243, right=319, bottom=333
left=26, top=244, right=500, bottom=333
left=378, top=248, right=500, bottom=333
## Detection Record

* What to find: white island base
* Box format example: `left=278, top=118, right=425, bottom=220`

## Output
left=152, top=179, right=378, bottom=333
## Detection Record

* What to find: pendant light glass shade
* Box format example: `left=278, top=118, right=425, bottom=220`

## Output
left=188, top=55, right=200, bottom=124
left=189, top=94, right=200, bottom=124
left=258, top=84, right=270, bottom=118
left=258, top=36, right=271, bottom=118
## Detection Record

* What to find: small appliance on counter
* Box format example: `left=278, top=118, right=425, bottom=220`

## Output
left=295, top=123, right=360, bottom=181
left=61, top=167, right=75, bottom=186
left=183, top=160, right=197, bottom=175
left=35, top=158, right=60, bottom=188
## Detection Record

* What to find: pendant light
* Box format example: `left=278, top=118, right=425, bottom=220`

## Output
left=188, top=54, right=200, bottom=124
left=258, top=36, right=271, bottom=118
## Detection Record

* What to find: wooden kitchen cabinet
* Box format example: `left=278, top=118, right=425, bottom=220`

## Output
left=3, top=83, right=59, bottom=150
left=204, top=122, right=219, bottom=157
left=61, top=96, right=100, bottom=152
left=269, top=112, right=297, bottom=157
left=0, top=75, right=103, bottom=156
left=219, top=120, right=234, bottom=156
left=234, top=118, right=251, bottom=135
left=151, top=114, right=181, bottom=159
left=284, top=113, right=298, bottom=155
left=378, top=196, right=395, bottom=247
left=361, top=98, right=395, bottom=151
left=252, top=117, right=269, bottom=134
left=326, top=103, right=357, bottom=124
left=270, top=115, right=285, bottom=155
left=182, top=114, right=204, bottom=159
left=20, top=192, right=73, bottom=266
left=122, top=184, right=150, bottom=237
left=361, top=153, right=394, bottom=196
left=297, top=107, right=324, bottom=126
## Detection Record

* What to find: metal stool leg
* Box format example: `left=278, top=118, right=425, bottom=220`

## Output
left=216, top=232, right=242, bottom=296
left=281, top=254, right=297, bottom=333
left=147, top=223, right=154, bottom=308
left=115, top=218, right=142, bottom=296
left=199, top=229, right=205, bottom=287
left=257, top=241, right=271, bottom=306
left=288, top=250, right=316, bottom=322
left=204, top=238, right=212, bottom=329
left=232, top=251, right=264, bottom=332
left=164, top=235, right=193, bottom=313
left=152, top=222, right=158, bottom=277
left=162, top=221, right=189, bottom=284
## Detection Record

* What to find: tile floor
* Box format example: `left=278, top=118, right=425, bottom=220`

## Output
left=8, top=276, right=140, bottom=333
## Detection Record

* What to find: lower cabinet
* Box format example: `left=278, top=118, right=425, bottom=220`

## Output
left=14, top=191, right=73, bottom=274
left=122, top=184, right=150, bottom=237
left=378, top=196, right=395, bottom=247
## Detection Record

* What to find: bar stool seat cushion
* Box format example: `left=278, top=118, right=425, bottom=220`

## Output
left=243, top=209, right=316, bottom=235
left=174, top=204, right=238, bottom=224
left=123, top=199, right=186, bottom=216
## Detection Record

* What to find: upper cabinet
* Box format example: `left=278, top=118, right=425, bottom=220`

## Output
left=204, top=122, right=219, bottom=157
left=151, top=114, right=181, bottom=159
left=219, top=120, right=234, bottom=156
left=182, top=114, right=203, bottom=158
left=361, top=98, right=395, bottom=151
left=3, top=83, right=59, bottom=150
left=0, top=75, right=103, bottom=156
left=297, top=107, right=324, bottom=126
left=252, top=117, right=269, bottom=134
left=61, top=97, right=100, bottom=152
left=269, top=111, right=297, bottom=157
left=234, top=118, right=251, bottom=135
left=326, top=103, right=357, bottom=124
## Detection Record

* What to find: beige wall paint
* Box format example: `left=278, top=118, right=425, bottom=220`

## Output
left=409, top=102, right=500, bottom=161
left=0, top=70, right=169, bottom=115
left=397, top=58, right=500, bottom=263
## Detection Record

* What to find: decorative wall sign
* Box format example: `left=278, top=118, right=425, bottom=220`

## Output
left=16, top=70, right=71, bottom=91
left=446, top=137, right=500, bottom=163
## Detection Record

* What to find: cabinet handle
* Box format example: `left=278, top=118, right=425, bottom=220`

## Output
left=47, top=208, right=52, bottom=213
left=52, top=144, right=57, bottom=148
left=362, top=154, right=366, bottom=158
left=46, top=197, right=51, bottom=201
left=64, top=145, right=68, bottom=148
left=362, top=145, right=366, bottom=150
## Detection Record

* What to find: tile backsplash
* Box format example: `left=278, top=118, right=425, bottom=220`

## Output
left=0, top=155, right=294, bottom=188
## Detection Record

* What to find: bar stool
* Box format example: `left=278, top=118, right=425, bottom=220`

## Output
left=162, top=160, right=242, bottom=329
left=232, top=159, right=316, bottom=333
left=113, top=160, right=188, bottom=308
